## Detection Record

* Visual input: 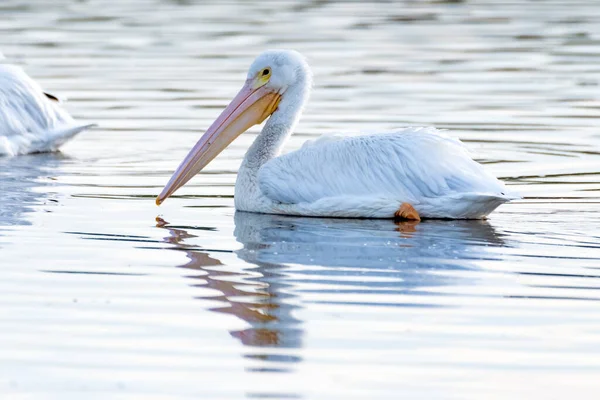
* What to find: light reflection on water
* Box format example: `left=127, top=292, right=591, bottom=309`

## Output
left=1, top=0, right=600, bottom=398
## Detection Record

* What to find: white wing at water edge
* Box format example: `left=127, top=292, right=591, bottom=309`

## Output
left=0, top=64, right=94, bottom=156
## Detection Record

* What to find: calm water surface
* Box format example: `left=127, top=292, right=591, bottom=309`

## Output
left=1, top=0, right=600, bottom=399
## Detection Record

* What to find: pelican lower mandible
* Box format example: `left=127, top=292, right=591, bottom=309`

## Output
left=156, top=50, right=519, bottom=219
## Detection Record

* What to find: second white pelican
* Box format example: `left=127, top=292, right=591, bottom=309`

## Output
left=156, top=50, right=519, bottom=220
left=0, top=64, right=93, bottom=156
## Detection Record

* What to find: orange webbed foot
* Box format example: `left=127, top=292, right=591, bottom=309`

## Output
left=394, top=203, right=421, bottom=221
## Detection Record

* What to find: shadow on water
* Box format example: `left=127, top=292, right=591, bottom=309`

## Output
left=0, top=153, right=66, bottom=228
left=156, top=211, right=509, bottom=359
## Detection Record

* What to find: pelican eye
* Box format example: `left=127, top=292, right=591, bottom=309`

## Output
left=262, top=68, right=271, bottom=76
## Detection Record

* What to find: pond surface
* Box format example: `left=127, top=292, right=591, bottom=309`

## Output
left=1, top=0, right=600, bottom=398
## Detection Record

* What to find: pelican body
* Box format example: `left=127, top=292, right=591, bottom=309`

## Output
left=0, top=64, right=92, bottom=156
left=157, top=50, right=518, bottom=219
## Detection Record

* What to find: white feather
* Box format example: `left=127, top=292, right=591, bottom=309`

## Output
left=255, top=128, right=518, bottom=219
left=0, top=64, right=92, bottom=156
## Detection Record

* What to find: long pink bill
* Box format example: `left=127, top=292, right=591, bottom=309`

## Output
left=156, top=81, right=280, bottom=205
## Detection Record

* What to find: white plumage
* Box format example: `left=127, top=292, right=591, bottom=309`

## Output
left=158, top=50, right=520, bottom=219
left=257, top=128, right=517, bottom=218
left=0, top=64, right=92, bottom=156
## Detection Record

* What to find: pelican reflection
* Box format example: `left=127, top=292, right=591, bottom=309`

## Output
left=233, top=212, right=507, bottom=297
left=157, top=217, right=302, bottom=350
left=157, top=212, right=507, bottom=352
left=0, top=153, right=67, bottom=228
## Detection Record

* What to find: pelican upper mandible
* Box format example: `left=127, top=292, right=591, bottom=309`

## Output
left=0, top=64, right=93, bottom=156
left=156, top=50, right=519, bottom=220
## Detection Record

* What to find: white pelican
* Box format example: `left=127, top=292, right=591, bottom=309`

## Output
left=156, top=50, right=519, bottom=220
left=0, top=64, right=93, bottom=156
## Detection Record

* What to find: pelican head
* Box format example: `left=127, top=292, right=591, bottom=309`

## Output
left=156, top=50, right=311, bottom=205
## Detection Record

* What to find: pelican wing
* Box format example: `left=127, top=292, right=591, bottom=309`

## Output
left=0, top=65, right=92, bottom=156
left=258, top=127, right=508, bottom=207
